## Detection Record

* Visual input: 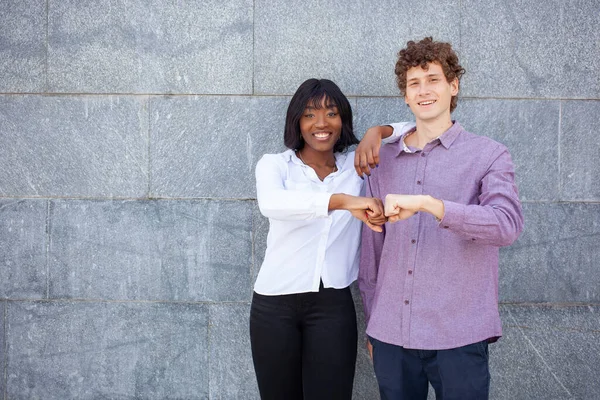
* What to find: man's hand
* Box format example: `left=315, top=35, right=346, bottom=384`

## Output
left=366, top=338, right=373, bottom=361
left=354, top=126, right=393, bottom=177
left=348, top=197, right=386, bottom=232
left=384, top=194, right=445, bottom=223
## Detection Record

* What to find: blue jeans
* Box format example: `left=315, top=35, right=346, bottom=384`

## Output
left=250, top=284, right=357, bottom=400
left=370, top=337, right=490, bottom=400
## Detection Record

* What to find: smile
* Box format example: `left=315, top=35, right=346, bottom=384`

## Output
left=418, top=100, right=436, bottom=106
left=313, top=132, right=332, bottom=140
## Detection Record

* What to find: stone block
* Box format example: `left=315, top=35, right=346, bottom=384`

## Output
left=6, top=301, right=209, bottom=399
left=150, top=96, right=288, bottom=199
left=455, top=99, right=560, bottom=201
left=0, top=95, right=148, bottom=198
left=0, top=200, right=47, bottom=299
left=252, top=202, right=269, bottom=289
left=254, top=0, right=460, bottom=96
left=492, top=305, right=600, bottom=399
left=354, top=97, right=414, bottom=140
left=47, top=0, right=253, bottom=94
left=500, top=203, right=600, bottom=303
left=560, top=100, right=600, bottom=201
left=209, top=303, right=258, bottom=399
left=48, top=199, right=252, bottom=302
left=460, top=0, right=600, bottom=98
left=0, top=0, right=46, bottom=92
left=0, top=301, right=4, bottom=397
left=350, top=283, right=380, bottom=400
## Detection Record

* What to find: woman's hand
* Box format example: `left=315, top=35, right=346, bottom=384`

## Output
left=354, top=125, right=393, bottom=177
left=330, top=194, right=386, bottom=232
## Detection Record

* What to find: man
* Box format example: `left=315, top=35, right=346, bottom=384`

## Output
left=356, top=37, right=524, bottom=399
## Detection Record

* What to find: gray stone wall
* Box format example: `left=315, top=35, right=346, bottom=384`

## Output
left=1, top=1, right=598, bottom=399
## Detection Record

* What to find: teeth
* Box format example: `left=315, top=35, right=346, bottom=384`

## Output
left=314, top=133, right=330, bottom=138
left=419, top=100, right=435, bottom=105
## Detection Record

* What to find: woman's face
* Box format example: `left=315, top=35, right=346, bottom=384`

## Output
left=299, top=97, right=342, bottom=154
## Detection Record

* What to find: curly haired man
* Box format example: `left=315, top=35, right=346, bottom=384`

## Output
left=356, top=37, right=524, bottom=400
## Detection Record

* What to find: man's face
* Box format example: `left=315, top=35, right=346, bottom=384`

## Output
left=404, top=62, right=458, bottom=123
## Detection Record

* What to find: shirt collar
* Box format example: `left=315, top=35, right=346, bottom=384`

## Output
left=396, top=121, right=463, bottom=155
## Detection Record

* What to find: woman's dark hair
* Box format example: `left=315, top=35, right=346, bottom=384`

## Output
left=284, top=79, right=358, bottom=153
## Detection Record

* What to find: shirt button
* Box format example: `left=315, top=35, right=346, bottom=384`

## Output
left=404, top=300, right=410, bottom=305
left=416, top=180, right=422, bottom=185
left=471, top=238, right=476, bottom=241
left=411, top=239, right=416, bottom=244
left=421, top=153, right=426, bottom=157
left=408, top=270, right=413, bottom=275
left=443, top=226, right=449, bottom=229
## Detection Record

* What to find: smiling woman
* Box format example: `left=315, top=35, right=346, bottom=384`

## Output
left=250, top=78, right=388, bottom=400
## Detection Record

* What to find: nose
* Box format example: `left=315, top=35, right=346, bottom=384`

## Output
left=315, top=112, right=327, bottom=128
left=418, top=83, right=431, bottom=96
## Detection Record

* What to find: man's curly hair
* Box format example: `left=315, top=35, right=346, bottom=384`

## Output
left=395, top=37, right=465, bottom=112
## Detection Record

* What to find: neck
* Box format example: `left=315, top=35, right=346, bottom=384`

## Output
left=413, top=116, right=453, bottom=147
left=297, top=147, right=336, bottom=167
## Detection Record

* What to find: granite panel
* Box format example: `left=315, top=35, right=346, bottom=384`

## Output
left=350, top=283, right=380, bottom=400
left=254, top=0, right=460, bottom=96
left=492, top=305, right=600, bottom=399
left=0, top=301, right=5, bottom=397
left=6, top=301, right=209, bottom=399
left=48, top=0, right=253, bottom=94
left=251, top=202, right=269, bottom=289
left=209, top=304, right=258, bottom=399
left=0, top=200, right=47, bottom=299
left=0, top=95, right=148, bottom=198
left=461, top=0, right=600, bottom=98
left=0, top=0, right=46, bottom=92
left=48, top=199, right=252, bottom=301
left=354, top=97, right=415, bottom=140
left=500, top=203, right=600, bottom=303
left=560, top=100, right=600, bottom=201
left=454, top=99, right=560, bottom=201
left=150, top=96, right=288, bottom=199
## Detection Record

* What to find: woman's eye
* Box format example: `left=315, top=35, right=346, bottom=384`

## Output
left=304, top=114, right=314, bottom=118
left=328, top=112, right=337, bottom=117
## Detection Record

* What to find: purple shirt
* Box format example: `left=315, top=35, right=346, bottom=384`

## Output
left=359, top=121, right=524, bottom=350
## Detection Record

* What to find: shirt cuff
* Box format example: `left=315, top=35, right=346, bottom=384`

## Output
left=316, top=192, right=334, bottom=218
left=438, top=200, right=464, bottom=229
left=381, top=122, right=416, bottom=144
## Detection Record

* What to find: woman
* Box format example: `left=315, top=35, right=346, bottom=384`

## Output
left=250, top=78, right=388, bottom=400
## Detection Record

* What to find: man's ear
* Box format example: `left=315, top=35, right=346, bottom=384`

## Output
left=450, top=78, right=459, bottom=96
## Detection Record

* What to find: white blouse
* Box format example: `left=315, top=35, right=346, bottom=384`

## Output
left=254, top=122, right=414, bottom=296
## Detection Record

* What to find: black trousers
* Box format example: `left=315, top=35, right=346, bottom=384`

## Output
left=370, top=336, right=490, bottom=400
left=249, top=284, right=358, bottom=400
